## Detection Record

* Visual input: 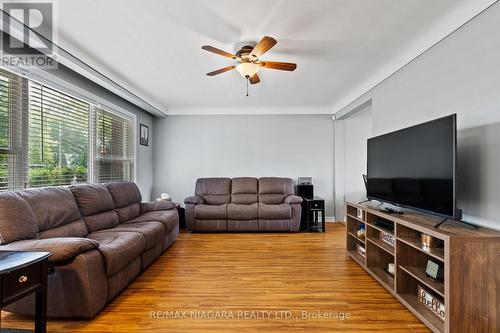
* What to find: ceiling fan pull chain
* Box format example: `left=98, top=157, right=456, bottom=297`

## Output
left=246, top=78, right=249, bottom=97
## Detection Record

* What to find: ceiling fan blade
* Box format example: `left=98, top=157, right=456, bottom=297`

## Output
left=201, top=45, right=236, bottom=59
left=251, top=36, right=277, bottom=58
left=249, top=73, right=260, bottom=85
left=259, top=61, right=297, bottom=71
left=206, top=66, right=236, bottom=76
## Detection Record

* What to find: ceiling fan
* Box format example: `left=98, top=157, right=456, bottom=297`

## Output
left=202, top=36, right=297, bottom=94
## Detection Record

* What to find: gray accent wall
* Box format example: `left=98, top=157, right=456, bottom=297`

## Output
left=153, top=114, right=335, bottom=218
left=336, top=3, right=500, bottom=229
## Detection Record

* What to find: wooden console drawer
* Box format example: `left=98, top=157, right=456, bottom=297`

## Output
left=2, top=262, right=40, bottom=302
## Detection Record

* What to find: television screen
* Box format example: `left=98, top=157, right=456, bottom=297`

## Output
left=367, top=114, right=456, bottom=218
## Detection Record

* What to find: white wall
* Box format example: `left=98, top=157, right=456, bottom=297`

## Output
left=335, top=3, right=500, bottom=229
left=334, top=102, right=372, bottom=220
left=153, top=114, right=335, bottom=218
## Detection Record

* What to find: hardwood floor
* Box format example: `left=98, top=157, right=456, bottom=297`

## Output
left=1, top=223, right=430, bottom=332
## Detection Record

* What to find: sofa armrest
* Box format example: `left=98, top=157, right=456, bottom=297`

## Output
left=184, top=195, right=204, bottom=205
left=0, top=237, right=99, bottom=263
left=140, top=200, right=176, bottom=213
left=284, top=195, right=303, bottom=204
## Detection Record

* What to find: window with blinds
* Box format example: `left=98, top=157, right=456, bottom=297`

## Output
left=0, top=67, right=136, bottom=191
left=28, top=83, right=90, bottom=187
left=0, top=71, right=28, bottom=191
left=93, top=107, right=134, bottom=183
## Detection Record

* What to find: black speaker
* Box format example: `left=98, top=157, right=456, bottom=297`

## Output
left=296, top=184, right=314, bottom=199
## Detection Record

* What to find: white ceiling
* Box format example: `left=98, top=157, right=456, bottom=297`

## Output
left=53, top=0, right=495, bottom=115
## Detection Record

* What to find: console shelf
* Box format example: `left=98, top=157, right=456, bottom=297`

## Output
left=366, top=237, right=394, bottom=255
left=345, top=201, right=500, bottom=333
left=397, top=237, right=445, bottom=262
left=399, top=265, right=444, bottom=297
left=347, top=231, right=365, bottom=244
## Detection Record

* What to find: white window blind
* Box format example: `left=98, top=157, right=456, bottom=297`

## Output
left=0, top=67, right=136, bottom=192
left=0, top=69, right=28, bottom=191
left=28, top=82, right=90, bottom=187
left=93, top=107, right=135, bottom=183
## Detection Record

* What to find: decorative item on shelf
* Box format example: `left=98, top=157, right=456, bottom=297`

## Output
left=426, top=259, right=444, bottom=281
left=418, top=285, right=445, bottom=321
left=356, top=243, right=366, bottom=258
left=356, top=208, right=364, bottom=221
left=156, top=193, right=172, bottom=202
left=421, top=233, right=438, bottom=248
left=356, top=224, right=366, bottom=239
left=380, top=230, right=396, bottom=247
left=385, top=263, right=395, bottom=276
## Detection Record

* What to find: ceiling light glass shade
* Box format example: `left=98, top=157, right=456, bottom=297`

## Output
left=236, top=62, right=260, bottom=78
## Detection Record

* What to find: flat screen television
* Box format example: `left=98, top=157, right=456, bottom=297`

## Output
left=366, top=114, right=457, bottom=218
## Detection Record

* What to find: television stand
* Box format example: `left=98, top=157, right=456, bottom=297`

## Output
left=434, top=217, right=478, bottom=229
left=345, top=201, right=500, bottom=333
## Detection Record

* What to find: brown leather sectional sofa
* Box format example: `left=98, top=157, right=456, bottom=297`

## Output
left=185, top=177, right=302, bottom=232
left=0, top=182, right=178, bottom=318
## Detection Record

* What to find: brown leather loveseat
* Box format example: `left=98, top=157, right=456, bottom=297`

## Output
left=185, top=177, right=302, bottom=232
left=0, top=182, right=178, bottom=318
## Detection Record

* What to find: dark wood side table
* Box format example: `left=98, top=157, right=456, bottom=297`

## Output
left=0, top=251, right=51, bottom=333
left=301, top=196, right=326, bottom=232
left=175, top=203, right=186, bottom=229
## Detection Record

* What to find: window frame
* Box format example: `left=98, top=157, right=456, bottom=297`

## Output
left=92, top=104, right=137, bottom=184
left=0, top=67, right=138, bottom=190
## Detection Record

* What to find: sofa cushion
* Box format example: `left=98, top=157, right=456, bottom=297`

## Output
left=112, top=221, right=165, bottom=250
left=71, top=184, right=119, bottom=232
left=81, top=211, right=119, bottom=233
left=115, top=204, right=141, bottom=223
left=258, top=177, right=294, bottom=204
left=106, top=182, right=142, bottom=222
left=71, top=184, right=115, bottom=216
left=39, top=220, right=88, bottom=239
left=231, top=177, right=258, bottom=204
left=0, top=192, right=38, bottom=244
left=125, top=210, right=179, bottom=234
left=0, top=237, right=99, bottom=263
left=227, top=203, right=258, bottom=220
left=194, top=204, right=227, bottom=220
left=140, top=200, right=176, bottom=214
left=195, top=178, right=231, bottom=205
left=18, top=187, right=87, bottom=238
left=87, top=231, right=145, bottom=276
left=106, top=182, right=142, bottom=208
left=258, top=203, right=292, bottom=219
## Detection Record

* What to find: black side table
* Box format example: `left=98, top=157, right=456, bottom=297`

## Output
left=0, top=251, right=51, bottom=333
left=301, top=196, right=326, bottom=232
left=176, top=204, right=186, bottom=229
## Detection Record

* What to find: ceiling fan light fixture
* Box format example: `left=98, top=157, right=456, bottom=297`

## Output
left=236, top=62, right=260, bottom=78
